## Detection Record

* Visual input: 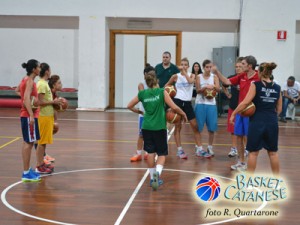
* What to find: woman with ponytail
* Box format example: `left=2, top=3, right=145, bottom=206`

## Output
left=36, top=63, right=61, bottom=174
left=19, top=59, right=41, bottom=182
left=127, top=70, right=187, bottom=190
left=230, top=62, right=282, bottom=175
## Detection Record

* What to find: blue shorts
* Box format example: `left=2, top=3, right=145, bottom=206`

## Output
left=234, top=114, right=249, bottom=136
left=195, top=104, right=218, bottom=132
left=247, top=121, right=278, bottom=152
left=20, top=117, right=40, bottom=143
left=138, top=115, right=144, bottom=136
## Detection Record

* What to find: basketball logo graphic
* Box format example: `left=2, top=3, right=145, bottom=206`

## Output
left=196, top=177, right=221, bottom=202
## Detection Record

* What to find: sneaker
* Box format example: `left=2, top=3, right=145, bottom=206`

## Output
left=44, top=163, right=55, bottom=171
left=244, top=149, right=249, bottom=157
left=207, top=147, right=214, bottom=156
left=231, top=161, right=247, bottom=170
left=177, top=150, right=188, bottom=159
left=237, top=163, right=247, bottom=172
left=44, top=154, right=55, bottom=162
left=130, top=154, right=142, bottom=162
left=151, top=172, right=163, bottom=190
left=196, top=149, right=212, bottom=158
left=150, top=178, right=164, bottom=187
left=30, top=168, right=41, bottom=178
left=43, top=158, right=52, bottom=166
left=279, top=118, right=287, bottom=123
left=22, top=168, right=41, bottom=182
left=228, top=147, right=238, bottom=157
left=36, top=164, right=53, bottom=174
left=144, top=153, right=148, bottom=160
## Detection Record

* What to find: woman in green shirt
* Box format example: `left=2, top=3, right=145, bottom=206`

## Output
left=127, top=71, right=187, bottom=190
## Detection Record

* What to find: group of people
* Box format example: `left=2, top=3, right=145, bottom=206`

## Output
left=128, top=52, right=282, bottom=190
left=18, top=59, right=63, bottom=182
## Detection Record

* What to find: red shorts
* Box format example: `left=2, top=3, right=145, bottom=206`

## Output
left=227, top=107, right=235, bottom=133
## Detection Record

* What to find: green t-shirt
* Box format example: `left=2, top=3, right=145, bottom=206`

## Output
left=37, top=79, right=54, bottom=116
left=155, top=63, right=180, bottom=88
left=138, top=88, right=166, bottom=130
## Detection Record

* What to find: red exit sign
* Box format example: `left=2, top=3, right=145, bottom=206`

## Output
left=277, top=30, right=287, bottom=40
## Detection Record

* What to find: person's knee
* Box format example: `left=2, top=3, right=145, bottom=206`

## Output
left=268, top=151, right=278, bottom=157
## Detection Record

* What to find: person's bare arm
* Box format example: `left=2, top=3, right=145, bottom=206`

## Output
left=23, top=79, right=34, bottom=125
left=276, top=92, right=283, bottom=115
left=127, top=96, right=143, bottom=115
left=138, top=83, right=144, bottom=91
left=211, top=65, right=232, bottom=86
left=164, top=74, right=178, bottom=87
left=214, top=75, right=221, bottom=92
left=230, top=83, right=256, bottom=124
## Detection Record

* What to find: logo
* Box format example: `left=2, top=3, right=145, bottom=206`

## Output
left=196, top=177, right=221, bottom=202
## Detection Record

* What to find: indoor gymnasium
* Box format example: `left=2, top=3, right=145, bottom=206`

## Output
left=0, top=0, right=300, bottom=224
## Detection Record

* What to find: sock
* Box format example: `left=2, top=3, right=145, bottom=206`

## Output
left=23, top=168, right=30, bottom=174
left=136, top=150, right=142, bottom=155
left=149, top=168, right=156, bottom=179
left=156, top=164, right=163, bottom=176
left=196, top=146, right=203, bottom=152
left=177, top=146, right=183, bottom=151
left=208, top=145, right=213, bottom=150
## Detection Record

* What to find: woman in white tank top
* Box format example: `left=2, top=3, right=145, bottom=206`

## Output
left=195, top=59, right=220, bottom=156
left=165, top=58, right=210, bottom=159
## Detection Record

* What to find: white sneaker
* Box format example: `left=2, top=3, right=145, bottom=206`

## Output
left=237, top=163, right=247, bottom=172
left=207, top=146, right=214, bottom=156
left=228, top=147, right=238, bottom=157
left=231, top=161, right=247, bottom=170
left=196, top=149, right=212, bottom=158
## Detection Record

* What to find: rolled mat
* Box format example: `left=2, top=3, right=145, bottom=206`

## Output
left=0, top=99, right=22, bottom=108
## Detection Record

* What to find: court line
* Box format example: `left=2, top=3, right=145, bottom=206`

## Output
left=114, top=170, right=149, bottom=225
left=0, top=137, right=20, bottom=150
left=114, top=125, right=175, bottom=225
left=1, top=168, right=268, bottom=225
left=1, top=116, right=299, bottom=129
left=1, top=136, right=300, bottom=149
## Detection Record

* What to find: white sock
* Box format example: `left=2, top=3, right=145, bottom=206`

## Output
left=136, top=150, right=142, bottom=155
left=208, top=145, right=213, bottom=150
left=177, top=146, right=183, bottom=151
left=156, top=164, right=163, bottom=176
left=23, top=168, right=30, bottom=174
left=196, top=146, right=203, bottom=151
left=149, top=168, right=156, bottom=179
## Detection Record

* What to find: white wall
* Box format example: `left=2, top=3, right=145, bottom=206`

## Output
left=115, top=35, right=144, bottom=108
left=147, top=36, right=177, bottom=67
left=239, top=0, right=300, bottom=86
left=182, top=32, right=237, bottom=70
left=294, top=33, right=300, bottom=80
left=0, top=28, right=78, bottom=88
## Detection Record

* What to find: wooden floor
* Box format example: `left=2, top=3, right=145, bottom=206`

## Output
left=0, top=108, right=299, bottom=225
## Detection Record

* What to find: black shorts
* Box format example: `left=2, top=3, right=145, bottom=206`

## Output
left=142, top=129, right=168, bottom=156
left=246, top=121, right=278, bottom=152
left=173, top=98, right=195, bottom=121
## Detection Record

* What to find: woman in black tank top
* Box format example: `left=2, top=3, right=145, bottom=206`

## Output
left=229, top=62, right=282, bottom=175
